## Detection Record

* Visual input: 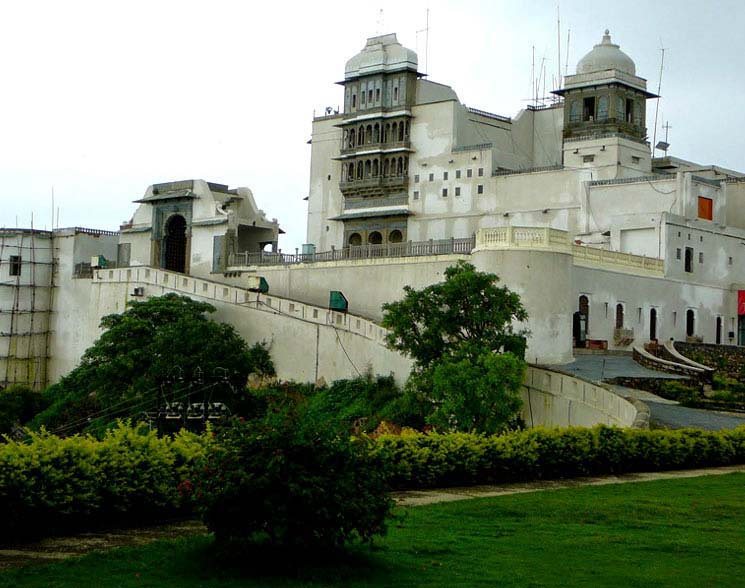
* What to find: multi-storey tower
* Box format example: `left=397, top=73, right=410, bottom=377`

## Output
left=554, top=30, right=658, bottom=179
left=333, top=34, right=421, bottom=246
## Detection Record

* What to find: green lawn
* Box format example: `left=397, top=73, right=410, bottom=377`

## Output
left=4, top=473, right=745, bottom=587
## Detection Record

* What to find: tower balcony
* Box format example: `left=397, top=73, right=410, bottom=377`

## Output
left=339, top=140, right=411, bottom=156
left=339, top=174, right=409, bottom=197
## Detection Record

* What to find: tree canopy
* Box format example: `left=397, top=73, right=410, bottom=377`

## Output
left=35, top=293, right=273, bottom=434
left=381, top=261, right=528, bottom=434
left=381, top=261, right=528, bottom=368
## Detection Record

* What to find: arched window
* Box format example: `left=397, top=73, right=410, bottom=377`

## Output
left=348, top=163, right=354, bottom=181
left=352, top=94, right=356, bottom=108
left=393, top=86, right=398, bottom=101
left=372, top=159, right=379, bottom=177
left=579, top=295, right=589, bottom=325
left=364, top=160, right=371, bottom=178
left=686, top=309, right=695, bottom=337
left=398, top=122, right=404, bottom=141
left=348, top=233, right=362, bottom=247
left=397, top=157, right=403, bottom=175
left=368, top=231, right=383, bottom=245
left=357, top=163, right=363, bottom=180
left=616, top=96, right=625, bottom=121
left=389, top=229, right=403, bottom=243
left=615, top=304, right=624, bottom=329
left=349, top=129, right=355, bottom=148
left=650, top=308, right=657, bottom=340
left=391, top=122, right=398, bottom=142
left=384, top=123, right=390, bottom=143
left=373, top=124, right=380, bottom=143
left=383, top=159, right=390, bottom=177
left=403, top=158, right=408, bottom=174
left=405, top=120, right=410, bottom=138
left=359, top=126, right=365, bottom=144
left=366, top=125, right=373, bottom=144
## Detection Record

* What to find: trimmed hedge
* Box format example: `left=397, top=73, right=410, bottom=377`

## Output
left=371, top=425, right=745, bottom=489
left=0, top=423, right=208, bottom=541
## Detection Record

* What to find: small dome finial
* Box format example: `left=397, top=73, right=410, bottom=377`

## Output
left=605, top=28, right=610, bottom=35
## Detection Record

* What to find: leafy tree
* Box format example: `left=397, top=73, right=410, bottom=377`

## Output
left=34, top=294, right=274, bottom=433
left=381, top=261, right=528, bottom=433
left=381, top=261, right=528, bottom=368
left=429, top=349, right=525, bottom=434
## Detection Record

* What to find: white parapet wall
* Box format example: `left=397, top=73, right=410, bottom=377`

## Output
left=521, top=366, right=639, bottom=428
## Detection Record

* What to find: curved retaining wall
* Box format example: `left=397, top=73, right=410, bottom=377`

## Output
left=521, top=367, right=640, bottom=428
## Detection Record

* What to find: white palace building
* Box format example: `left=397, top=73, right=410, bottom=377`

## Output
left=1, top=30, right=744, bottom=427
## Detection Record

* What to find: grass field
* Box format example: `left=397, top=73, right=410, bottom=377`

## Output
left=3, top=473, right=745, bottom=587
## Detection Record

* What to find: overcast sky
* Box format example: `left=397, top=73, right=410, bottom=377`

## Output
left=1, top=0, right=743, bottom=251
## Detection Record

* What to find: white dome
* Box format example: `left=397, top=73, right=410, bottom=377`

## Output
left=345, top=33, right=418, bottom=79
left=576, top=30, right=636, bottom=76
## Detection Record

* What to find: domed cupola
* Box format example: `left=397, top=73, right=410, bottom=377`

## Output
left=553, top=30, right=657, bottom=144
left=577, top=30, right=636, bottom=76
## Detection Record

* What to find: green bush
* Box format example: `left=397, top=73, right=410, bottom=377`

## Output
left=195, top=407, right=394, bottom=550
left=372, top=426, right=745, bottom=489
left=0, top=385, right=45, bottom=436
left=0, top=422, right=208, bottom=540
left=657, top=380, right=701, bottom=404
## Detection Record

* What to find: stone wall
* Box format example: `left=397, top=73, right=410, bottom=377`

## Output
left=675, top=342, right=745, bottom=379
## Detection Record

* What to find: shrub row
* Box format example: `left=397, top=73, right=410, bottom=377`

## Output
left=371, top=425, right=745, bottom=489
left=0, top=423, right=208, bottom=541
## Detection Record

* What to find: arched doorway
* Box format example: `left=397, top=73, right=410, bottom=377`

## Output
left=615, top=304, right=624, bottom=329
left=389, top=229, right=403, bottom=243
left=348, top=233, right=362, bottom=247
left=573, top=295, right=589, bottom=347
left=649, top=308, right=657, bottom=341
left=716, top=316, right=722, bottom=345
left=686, top=309, right=695, bottom=337
left=164, top=214, right=187, bottom=273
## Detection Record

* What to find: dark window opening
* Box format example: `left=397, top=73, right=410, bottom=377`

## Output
left=625, top=98, right=634, bottom=123
left=477, top=184, right=484, bottom=194
left=716, top=316, right=723, bottom=345
left=455, top=187, right=461, bottom=196
left=583, top=96, right=596, bottom=121
left=348, top=232, right=362, bottom=246
left=351, top=94, right=356, bottom=108
left=164, top=214, right=187, bottom=273
left=442, top=188, right=448, bottom=197
left=650, top=308, right=657, bottom=340
left=389, top=229, right=403, bottom=243
left=9, top=255, right=21, bottom=276
left=615, top=303, right=624, bottom=329
left=684, top=247, right=693, bottom=273
left=368, top=231, right=383, bottom=245
left=686, top=309, right=695, bottom=337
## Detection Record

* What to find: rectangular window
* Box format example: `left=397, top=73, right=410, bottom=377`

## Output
left=632, top=156, right=641, bottom=164
left=9, top=255, right=21, bottom=276
left=729, top=256, right=733, bottom=265
left=442, top=188, right=448, bottom=197
left=414, top=174, right=419, bottom=183
left=429, top=173, right=434, bottom=182
left=413, top=190, right=419, bottom=200
left=685, top=247, right=693, bottom=273
left=478, top=167, right=484, bottom=177
left=443, top=171, right=448, bottom=180
left=477, top=184, right=484, bottom=194
left=467, top=169, right=473, bottom=178
left=583, top=154, right=595, bottom=163
left=698, top=196, right=713, bottom=220
left=676, top=248, right=681, bottom=260
left=455, top=187, right=461, bottom=196
left=583, top=96, right=596, bottom=121
left=456, top=170, right=461, bottom=179
left=699, top=252, right=704, bottom=264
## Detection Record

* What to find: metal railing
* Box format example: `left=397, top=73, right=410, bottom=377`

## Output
left=229, top=237, right=475, bottom=267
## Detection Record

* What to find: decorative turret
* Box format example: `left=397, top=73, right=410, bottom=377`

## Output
left=554, top=30, right=657, bottom=143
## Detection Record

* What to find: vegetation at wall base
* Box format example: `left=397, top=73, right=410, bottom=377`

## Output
left=2, top=474, right=745, bottom=588
left=28, top=294, right=274, bottom=435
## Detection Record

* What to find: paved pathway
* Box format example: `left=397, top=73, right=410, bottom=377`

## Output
left=392, top=464, right=745, bottom=506
left=556, top=355, right=745, bottom=431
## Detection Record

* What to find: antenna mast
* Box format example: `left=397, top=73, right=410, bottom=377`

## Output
left=652, top=42, right=666, bottom=157
left=565, top=29, right=571, bottom=76
left=556, top=5, right=561, bottom=93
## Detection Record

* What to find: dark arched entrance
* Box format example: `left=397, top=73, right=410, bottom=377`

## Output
left=686, top=309, right=695, bottom=337
left=649, top=308, right=657, bottom=341
left=164, top=214, right=187, bottom=273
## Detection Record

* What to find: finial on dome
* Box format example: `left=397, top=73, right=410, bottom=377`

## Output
left=602, top=30, right=612, bottom=43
